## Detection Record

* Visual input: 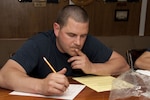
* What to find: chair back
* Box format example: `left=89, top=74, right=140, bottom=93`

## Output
left=126, top=49, right=146, bottom=70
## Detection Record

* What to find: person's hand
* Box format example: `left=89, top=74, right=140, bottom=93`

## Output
left=41, top=68, right=69, bottom=95
left=68, top=49, right=93, bottom=74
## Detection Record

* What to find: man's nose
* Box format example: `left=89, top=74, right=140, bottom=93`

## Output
left=75, top=37, right=81, bottom=46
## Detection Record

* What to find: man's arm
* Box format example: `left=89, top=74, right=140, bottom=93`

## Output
left=68, top=49, right=130, bottom=75
left=135, top=51, right=150, bottom=70
left=0, top=59, right=69, bottom=95
left=90, top=51, right=130, bottom=75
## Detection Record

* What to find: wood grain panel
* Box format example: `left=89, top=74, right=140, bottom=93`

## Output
left=0, top=0, right=68, bottom=38
left=0, top=0, right=149, bottom=38
left=145, top=0, right=150, bottom=36
left=84, top=1, right=141, bottom=36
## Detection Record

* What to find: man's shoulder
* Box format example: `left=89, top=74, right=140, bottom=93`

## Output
left=85, top=34, right=101, bottom=45
left=29, top=30, right=55, bottom=42
left=33, top=30, right=54, bottom=39
left=147, top=48, right=150, bottom=51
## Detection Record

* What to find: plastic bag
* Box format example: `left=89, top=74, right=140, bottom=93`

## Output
left=109, top=70, right=150, bottom=100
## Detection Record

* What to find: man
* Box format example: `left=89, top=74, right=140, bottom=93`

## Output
left=135, top=48, right=150, bottom=70
left=0, top=5, right=129, bottom=96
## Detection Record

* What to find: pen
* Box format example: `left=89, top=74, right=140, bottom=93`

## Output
left=43, top=57, right=56, bottom=73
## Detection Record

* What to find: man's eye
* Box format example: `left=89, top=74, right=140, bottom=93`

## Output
left=81, top=35, right=87, bottom=38
left=68, top=34, right=76, bottom=37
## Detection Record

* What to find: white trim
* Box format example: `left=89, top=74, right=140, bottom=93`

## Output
left=69, top=0, right=75, bottom=5
left=139, top=0, right=147, bottom=36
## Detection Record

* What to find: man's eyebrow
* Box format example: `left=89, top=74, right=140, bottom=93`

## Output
left=67, top=32, right=77, bottom=35
left=66, top=32, right=87, bottom=36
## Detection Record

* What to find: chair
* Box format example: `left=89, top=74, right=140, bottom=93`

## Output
left=9, top=52, right=15, bottom=58
left=126, top=48, right=146, bottom=70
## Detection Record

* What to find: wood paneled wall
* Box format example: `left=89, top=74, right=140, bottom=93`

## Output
left=0, top=0, right=149, bottom=38
left=145, top=0, right=150, bottom=36
left=84, top=1, right=142, bottom=36
left=0, top=0, right=68, bottom=38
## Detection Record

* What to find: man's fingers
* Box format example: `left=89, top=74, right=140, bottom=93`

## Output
left=57, top=68, right=67, bottom=74
left=74, top=49, right=84, bottom=56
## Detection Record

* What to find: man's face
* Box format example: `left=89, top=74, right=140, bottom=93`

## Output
left=54, top=18, right=89, bottom=56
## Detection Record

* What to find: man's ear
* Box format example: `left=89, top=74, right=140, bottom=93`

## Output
left=53, top=22, right=60, bottom=37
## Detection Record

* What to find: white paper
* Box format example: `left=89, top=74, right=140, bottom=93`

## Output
left=9, top=84, right=85, bottom=100
left=142, top=91, right=150, bottom=98
left=136, top=69, right=150, bottom=76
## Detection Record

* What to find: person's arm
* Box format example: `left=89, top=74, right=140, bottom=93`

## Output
left=135, top=51, right=150, bottom=70
left=0, top=59, right=69, bottom=96
left=68, top=49, right=130, bottom=75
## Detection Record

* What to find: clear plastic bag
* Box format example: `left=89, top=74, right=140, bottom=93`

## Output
left=109, top=70, right=150, bottom=100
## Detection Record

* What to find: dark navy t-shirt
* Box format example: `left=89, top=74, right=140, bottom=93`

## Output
left=147, top=48, right=150, bottom=51
left=11, top=30, right=112, bottom=78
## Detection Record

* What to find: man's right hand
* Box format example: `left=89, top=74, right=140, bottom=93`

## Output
left=41, top=68, right=69, bottom=95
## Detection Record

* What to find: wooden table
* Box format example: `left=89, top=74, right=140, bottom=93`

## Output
left=0, top=77, right=148, bottom=100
